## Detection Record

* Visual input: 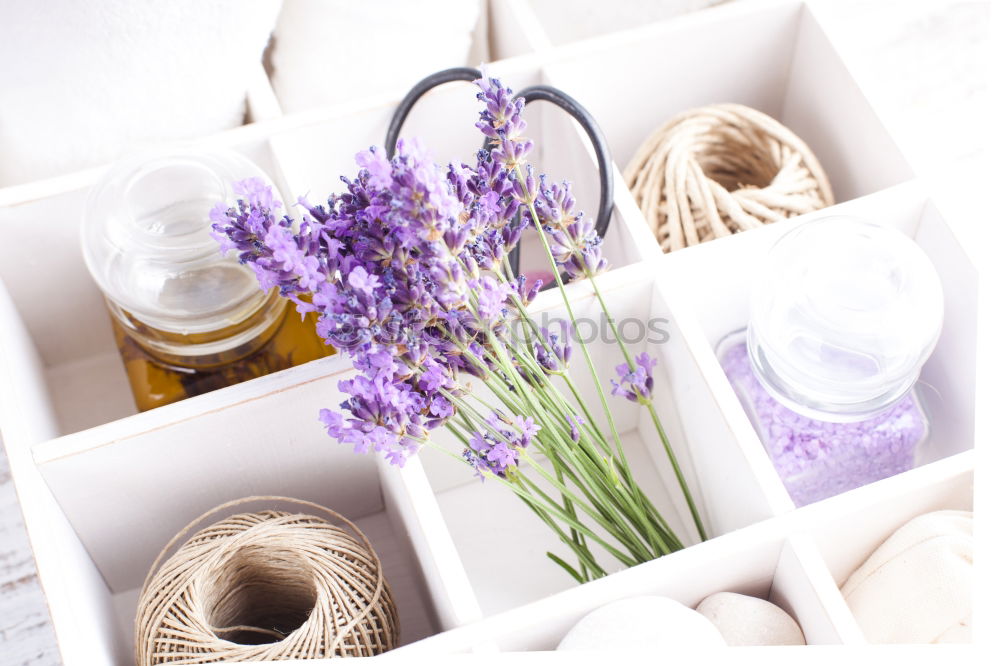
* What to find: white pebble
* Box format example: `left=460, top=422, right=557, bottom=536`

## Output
left=696, top=592, right=805, bottom=646
left=557, top=596, right=726, bottom=651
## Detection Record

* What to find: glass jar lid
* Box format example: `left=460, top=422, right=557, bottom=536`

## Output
left=747, top=215, right=944, bottom=422
left=82, top=146, right=277, bottom=338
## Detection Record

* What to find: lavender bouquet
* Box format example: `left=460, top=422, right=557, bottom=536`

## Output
left=210, top=76, right=705, bottom=581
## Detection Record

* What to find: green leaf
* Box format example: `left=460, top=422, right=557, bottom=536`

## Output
left=547, top=552, right=585, bottom=584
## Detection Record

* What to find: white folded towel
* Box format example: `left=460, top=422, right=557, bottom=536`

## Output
left=0, top=0, right=281, bottom=187
left=841, top=510, right=972, bottom=643
left=269, top=0, right=483, bottom=113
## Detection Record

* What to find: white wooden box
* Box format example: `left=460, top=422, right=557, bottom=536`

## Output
left=0, top=0, right=978, bottom=663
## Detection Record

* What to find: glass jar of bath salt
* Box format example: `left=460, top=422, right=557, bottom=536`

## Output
left=81, top=147, right=333, bottom=412
left=719, top=216, right=944, bottom=506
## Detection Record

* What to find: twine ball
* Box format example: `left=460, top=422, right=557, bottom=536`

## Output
left=624, top=103, right=834, bottom=253
left=136, top=497, right=399, bottom=664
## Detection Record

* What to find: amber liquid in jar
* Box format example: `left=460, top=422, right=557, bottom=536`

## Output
left=81, top=148, right=334, bottom=412
left=111, top=294, right=333, bottom=412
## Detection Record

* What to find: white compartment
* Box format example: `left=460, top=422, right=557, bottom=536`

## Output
left=0, top=130, right=303, bottom=437
left=403, top=452, right=976, bottom=653
left=488, top=0, right=551, bottom=59
left=517, top=0, right=729, bottom=47
left=404, top=525, right=858, bottom=652
left=416, top=263, right=791, bottom=616
left=798, top=451, right=974, bottom=642
left=9, top=357, right=479, bottom=665
left=657, top=183, right=978, bottom=504
left=802, top=451, right=974, bottom=588
left=540, top=0, right=915, bottom=226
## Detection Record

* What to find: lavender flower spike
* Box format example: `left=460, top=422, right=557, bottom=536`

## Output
left=463, top=411, right=541, bottom=480
left=537, top=179, right=609, bottom=280
left=211, top=178, right=327, bottom=296
left=475, top=76, right=534, bottom=172
left=610, top=352, right=657, bottom=404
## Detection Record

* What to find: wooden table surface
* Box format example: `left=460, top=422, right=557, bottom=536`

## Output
left=0, top=0, right=988, bottom=663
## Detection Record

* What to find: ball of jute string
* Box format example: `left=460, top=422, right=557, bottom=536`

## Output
left=135, top=496, right=399, bottom=664
left=623, top=103, right=834, bottom=253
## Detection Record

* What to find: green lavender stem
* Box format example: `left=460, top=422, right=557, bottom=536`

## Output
left=425, top=168, right=703, bottom=576
left=585, top=275, right=708, bottom=542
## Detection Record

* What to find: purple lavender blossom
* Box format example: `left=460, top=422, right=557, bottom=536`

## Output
left=476, top=275, right=511, bottom=324
left=533, top=322, right=572, bottom=374
left=215, top=138, right=489, bottom=467
left=610, top=352, right=657, bottom=403
left=210, top=178, right=330, bottom=298
left=356, top=145, right=392, bottom=188
left=539, top=181, right=602, bottom=274
left=544, top=322, right=572, bottom=365
left=566, top=414, right=585, bottom=442
left=464, top=411, right=541, bottom=480
left=209, top=178, right=279, bottom=261
left=512, top=275, right=543, bottom=308
left=212, top=75, right=609, bottom=471
left=475, top=78, right=529, bottom=146
left=320, top=370, right=429, bottom=456
left=474, top=79, right=607, bottom=282
left=347, top=266, right=380, bottom=297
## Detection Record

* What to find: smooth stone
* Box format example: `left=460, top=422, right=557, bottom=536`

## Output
left=696, top=592, right=805, bottom=646
left=557, top=596, right=727, bottom=651
left=841, top=510, right=972, bottom=644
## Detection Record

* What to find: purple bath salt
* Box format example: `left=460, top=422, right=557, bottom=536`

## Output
left=720, top=342, right=928, bottom=507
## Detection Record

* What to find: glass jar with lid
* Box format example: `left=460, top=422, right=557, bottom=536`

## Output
left=719, top=215, right=944, bottom=506
left=81, top=147, right=333, bottom=411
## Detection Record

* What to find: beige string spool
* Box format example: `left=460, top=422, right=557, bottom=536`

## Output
left=135, top=496, right=399, bottom=664
left=623, top=103, right=834, bottom=253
